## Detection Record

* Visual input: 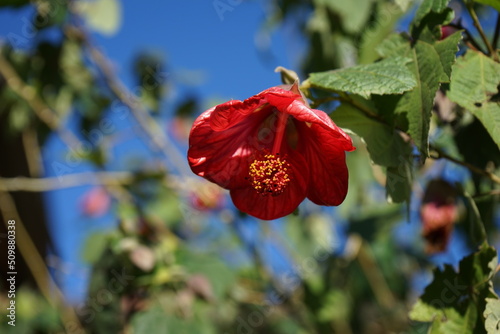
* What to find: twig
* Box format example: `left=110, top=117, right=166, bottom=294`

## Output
left=493, top=11, right=500, bottom=50
left=0, top=54, right=82, bottom=149
left=472, top=189, right=500, bottom=199
left=449, top=22, right=485, bottom=53
left=0, top=172, right=135, bottom=192
left=429, top=146, right=500, bottom=185
left=0, top=52, right=137, bottom=203
left=0, top=173, right=188, bottom=194
left=22, top=128, right=44, bottom=177
left=65, top=26, right=189, bottom=176
left=466, top=3, right=499, bottom=61
left=349, top=234, right=397, bottom=310
left=0, top=191, right=83, bottom=331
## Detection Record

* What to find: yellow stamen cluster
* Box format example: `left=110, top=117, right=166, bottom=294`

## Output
left=248, top=154, right=290, bottom=196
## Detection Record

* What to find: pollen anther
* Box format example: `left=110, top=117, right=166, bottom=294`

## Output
left=248, top=154, right=291, bottom=196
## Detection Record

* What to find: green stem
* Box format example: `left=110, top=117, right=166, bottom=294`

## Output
left=448, top=23, right=485, bottom=53
left=463, top=191, right=488, bottom=244
left=466, top=3, right=499, bottom=62
left=493, top=11, right=500, bottom=50
left=429, top=146, right=500, bottom=185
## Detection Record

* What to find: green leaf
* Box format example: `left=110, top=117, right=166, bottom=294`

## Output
left=448, top=51, right=500, bottom=150
left=473, top=0, right=500, bottom=12
left=309, top=56, right=417, bottom=98
left=376, top=33, right=410, bottom=58
left=411, top=0, right=454, bottom=43
left=462, top=191, right=488, bottom=246
left=331, top=96, right=413, bottom=203
left=434, top=31, right=463, bottom=78
left=410, top=244, right=498, bottom=334
left=386, top=161, right=413, bottom=203
left=484, top=298, right=500, bottom=334
left=413, top=0, right=450, bottom=27
left=331, top=99, right=411, bottom=167
left=391, top=35, right=460, bottom=158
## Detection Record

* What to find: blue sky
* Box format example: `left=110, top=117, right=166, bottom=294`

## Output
left=91, top=1, right=298, bottom=101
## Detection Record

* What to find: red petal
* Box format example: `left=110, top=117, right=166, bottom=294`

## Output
left=296, top=121, right=351, bottom=206
left=230, top=149, right=309, bottom=220
left=286, top=100, right=354, bottom=152
left=188, top=107, right=269, bottom=189
left=263, top=88, right=354, bottom=152
left=210, top=95, right=268, bottom=131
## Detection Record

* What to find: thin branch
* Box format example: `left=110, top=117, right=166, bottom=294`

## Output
left=311, top=92, right=500, bottom=186
left=493, top=11, right=500, bottom=50
left=22, top=127, right=44, bottom=177
left=0, top=54, right=82, bottom=149
left=65, top=26, right=189, bottom=176
left=0, top=172, right=135, bottom=192
left=0, top=52, right=136, bottom=203
left=0, top=191, right=83, bottom=331
left=0, top=172, right=188, bottom=193
left=472, top=189, right=500, bottom=199
left=430, top=146, right=500, bottom=184
left=466, top=3, right=499, bottom=61
left=348, top=234, right=397, bottom=310
left=449, top=23, right=485, bottom=53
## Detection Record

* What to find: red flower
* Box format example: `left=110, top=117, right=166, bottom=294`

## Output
left=80, top=187, right=111, bottom=217
left=187, top=84, right=355, bottom=220
left=420, top=179, right=459, bottom=253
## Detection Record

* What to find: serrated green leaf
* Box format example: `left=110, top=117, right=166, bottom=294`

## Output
left=484, top=298, right=500, bottom=334
left=309, top=57, right=417, bottom=98
left=331, top=99, right=411, bottom=167
left=413, top=0, right=450, bottom=27
left=386, top=161, right=413, bottom=203
left=412, top=0, right=454, bottom=43
left=410, top=244, right=498, bottom=334
left=448, top=51, right=500, bottom=150
left=392, top=36, right=459, bottom=158
left=376, top=33, right=410, bottom=58
left=331, top=96, right=413, bottom=203
left=473, top=0, right=500, bottom=12
left=434, top=31, right=463, bottom=77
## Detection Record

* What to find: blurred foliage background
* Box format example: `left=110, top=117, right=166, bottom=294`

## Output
left=0, top=0, right=499, bottom=333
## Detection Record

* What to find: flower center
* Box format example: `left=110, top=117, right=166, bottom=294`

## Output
left=248, top=154, right=290, bottom=196
left=248, top=110, right=292, bottom=196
